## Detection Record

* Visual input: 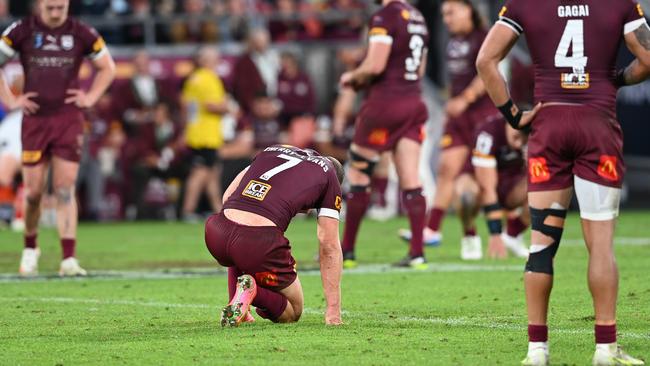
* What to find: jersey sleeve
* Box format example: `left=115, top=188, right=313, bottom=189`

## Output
left=497, top=0, right=524, bottom=36
left=368, top=8, right=397, bottom=45
left=316, top=171, right=343, bottom=221
left=472, top=130, right=497, bottom=168
left=0, top=20, right=28, bottom=60
left=622, top=1, right=648, bottom=35
left=78, top=22, right=107, bottom=60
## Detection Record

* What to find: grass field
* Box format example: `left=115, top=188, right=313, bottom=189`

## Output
left=0, top=212, right=649, bottom=365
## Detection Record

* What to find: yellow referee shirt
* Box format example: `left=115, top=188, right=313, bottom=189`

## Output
left=181, top=67, right=226, bottom=149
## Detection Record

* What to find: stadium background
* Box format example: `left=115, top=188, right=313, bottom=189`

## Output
left=1, top=0, right=650, bottom=223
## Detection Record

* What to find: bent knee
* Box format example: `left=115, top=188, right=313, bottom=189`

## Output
left=54, top=186, right=75, bottom=204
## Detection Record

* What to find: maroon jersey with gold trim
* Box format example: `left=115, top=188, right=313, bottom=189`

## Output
left=0, top=16, right=107, bottom=116
left=498, top=0, right=647, bottom=117
left=366, top=0, right=429, bottom=100
left=223, top=145, right=342, bottom=232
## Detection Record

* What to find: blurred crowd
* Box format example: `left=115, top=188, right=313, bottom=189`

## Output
left=3, top=0, right=369, bottom=44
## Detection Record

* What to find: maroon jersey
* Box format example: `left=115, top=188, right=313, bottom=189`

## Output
left=498, top=0, right=647, bottom=117
left=472, top=118, right=525, bottom=179
left=366, top=1, right=429, bottom=100
left=0, top=16, right=107, bottom=116
left=447, top=28, right=487, bottom=97
left=223, top=145, right=342, bottom=231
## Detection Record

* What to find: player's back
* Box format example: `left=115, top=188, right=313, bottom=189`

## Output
left=367, top=0, right=429, bottom=100
left=498, top=0, right=646, bottom=116
left=223, top=145, right=341, bottom=231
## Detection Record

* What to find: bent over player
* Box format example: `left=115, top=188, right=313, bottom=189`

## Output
left=477, top=0, right=650, bottom=364
left=0, top=0, right=115, bottom=276
left=339, top=0, right=430, bottom=268
left=205, top=145, right=344, bottom=326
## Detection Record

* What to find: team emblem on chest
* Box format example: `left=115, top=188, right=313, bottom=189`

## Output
left=61, top=35, right=74, bottom=50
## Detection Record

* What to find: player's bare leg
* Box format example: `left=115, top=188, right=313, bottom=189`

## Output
left=52, top=157, right=85, bottom=276
left=182, top=166, right=210, bottom=222
left=522, top=188, right=572, bottom=366
left=19, top=163, right=48, bottom=276
left=277, top=277, right=304, bottom=323
left=205, top=165, right=223, bottom=213
left=454, top=173, right=482, bottom=260
left=503, top=177, right=530, bottom=258
left=0, top=153, right=22, bottom=230
left=341, top=144, right=378, bottom=268
left=392, top=138, right=427, bottom=269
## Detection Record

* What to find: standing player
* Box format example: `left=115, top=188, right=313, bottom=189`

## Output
left=338, top=0, right=430, bottom=268
left=205, top=145, right=343, bottom=326
left=472, top=118, right=529, bottom=259
left=477, top=0, right=650, bottom=364
left=0, top=0, right=115, bottom=276
left=399, top=0, right=496, bottom=260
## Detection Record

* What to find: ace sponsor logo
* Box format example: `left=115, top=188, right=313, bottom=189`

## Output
left=242, top=180, right=272, bottom=201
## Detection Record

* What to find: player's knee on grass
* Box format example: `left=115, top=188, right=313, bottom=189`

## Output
left=525, top=206, right=567, bottom=275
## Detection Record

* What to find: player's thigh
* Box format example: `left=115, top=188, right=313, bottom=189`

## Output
left=528, top=188, right=573, bottom=245
left=279, top=276, right=304, bottom=318
left=437, top=145, right=470, bottom=180
left=393, top=137, right=422, bottom=190
left=0, top=153, right=20, bottom=186
left=373, top=152, right=392, bottom=178
left=51, top=156, right=80, bottom=190
left=22, top=163, right=49, bottom=199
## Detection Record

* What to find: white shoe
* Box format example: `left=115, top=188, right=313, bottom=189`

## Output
left=59, top=257, right=88, bottom=277
left=502, top=233, right=529, bottom=258
left=19, top=248, right=40, bottom=277
left=522, top=343, right=549, bottom=366
left=398, top=227, right=443, bottom=247
left=461, top=235, right=482, bottom=260
left=593, top=343, right=645, bottom=365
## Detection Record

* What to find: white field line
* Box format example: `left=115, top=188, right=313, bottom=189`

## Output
left=563, top=237, right=650, bottom=246
left=1, top=296, right=648, bottom=340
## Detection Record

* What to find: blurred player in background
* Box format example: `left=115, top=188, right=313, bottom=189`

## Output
left=205, top=145, right=343, bottom=326
left=339, top=0, right=429, bottom=269
left=477, top=0, right=650, bottom=364
left=400, top=0, right=496, bottom=260
left=471, top=118, right=528, bottom=259
left=0, top=72, right=23, bottom=231
left=0, top=0, right=115, bottom=276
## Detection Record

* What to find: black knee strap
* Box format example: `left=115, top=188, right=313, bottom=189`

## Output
left=525, top=207, right=567, bottom=275
left=348, top=150, right=378, bottom=177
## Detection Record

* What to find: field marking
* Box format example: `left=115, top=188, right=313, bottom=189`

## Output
left=1, top=296, right=648, bottom=340
left=563, top=237, right=650, bottom=246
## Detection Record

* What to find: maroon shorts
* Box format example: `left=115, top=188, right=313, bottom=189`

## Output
left=352, top=96, right=427, bottom=152
left=440, top=98, right=498, bottom=151
left=527, top=105, right=624, bottom=191
left=204, top=212, right=297, bottom=290
left=497, top=170, right=526, bottom=209
left=21, top=109, right=85, bottom=166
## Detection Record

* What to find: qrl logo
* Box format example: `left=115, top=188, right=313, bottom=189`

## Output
left=597, top=155, right=619, bottom=182
left=529, top=157, right=551, bottom=183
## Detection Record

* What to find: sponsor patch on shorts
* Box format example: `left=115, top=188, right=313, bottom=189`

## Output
left=529, top=157, right=551, bottom=183
left=368, top=128, right=389, bottom=146
left=242, top=180, right=272, bottom=201
left=440, top=134, right=453, bottom=148
left=255, top=271, right=279, bottom=287
left=335, top=196, right=342, bottom=210
left=22, top=150, right=42, bottom=164
left=597, top=155, right=619, bottom=182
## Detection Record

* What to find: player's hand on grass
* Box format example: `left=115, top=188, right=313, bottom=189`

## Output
left=12, top=92, right=39, bottom=115
left=488, top=234, right=508, bottom=260
left=446, top=96, right=469, bottom=118
left=518, top=102, right=544, bottom=130
left=65, top=89, right=95, bottom=108
left=325, top=308, right=343, bottom=326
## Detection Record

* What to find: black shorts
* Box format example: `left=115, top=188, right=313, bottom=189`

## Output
left=190, top=148, right=219, bottom=167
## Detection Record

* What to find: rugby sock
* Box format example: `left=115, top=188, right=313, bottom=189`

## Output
left=24, top=234, right=37, bottom=249
left=528, top=324, right=548, bottom=342
left=341, top=190, right=370, bottom=254
left=253, top=287, right=288, bottom=322
left=402, top=188, right=426, bottom=258
left=371, top=177, right=388, bottom=207
left=507, top=216, right=528, bottom=237
left=61, top=238, right=76, bottom=259
left=595, top=324, right=616, bottom=344
left=227, top=267, right=243, bottom=301
left=464, top=227, right=477, bottom=237
left=427, top=208, right=445, bottom=232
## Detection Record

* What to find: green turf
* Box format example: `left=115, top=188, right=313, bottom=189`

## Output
left=0, top=212, right=649, bottom=365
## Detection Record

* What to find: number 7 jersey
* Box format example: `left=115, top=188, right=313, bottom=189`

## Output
left=498, top=0, right=648, bottom=117
left=366, top=0, right=429, bottom=100
left=223, top=145, right=343, bottom=232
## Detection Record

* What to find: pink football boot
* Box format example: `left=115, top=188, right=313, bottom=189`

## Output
left=221, top=274, right=257, bottom=327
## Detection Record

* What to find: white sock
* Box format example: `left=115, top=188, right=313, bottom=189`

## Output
left=596, top=342, right=617, bottom=352
left=528, top=342, right=548, bottom=352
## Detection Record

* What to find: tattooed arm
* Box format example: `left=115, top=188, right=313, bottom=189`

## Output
left=621, top=23, right=650, bottom=86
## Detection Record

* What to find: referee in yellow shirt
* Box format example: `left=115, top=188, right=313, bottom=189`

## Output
left=181, top=46, right=237, bottom=221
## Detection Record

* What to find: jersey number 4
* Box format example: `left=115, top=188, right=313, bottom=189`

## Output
left=554, top=19, right=588, bottom=72
left=260, top=154, right=302, bottom=181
